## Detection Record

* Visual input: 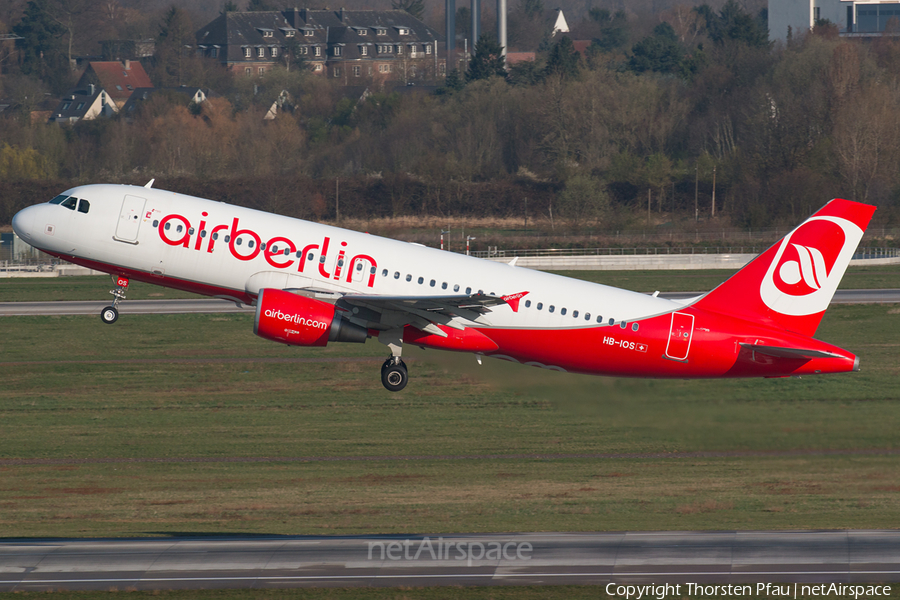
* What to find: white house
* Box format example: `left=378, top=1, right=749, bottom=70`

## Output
left=769, top=0, right=900, bottom=42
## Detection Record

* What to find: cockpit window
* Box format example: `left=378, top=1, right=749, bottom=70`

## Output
left=77, top=199, right=90, bottom=214
left=49, top=195, right=69, bottom=205
left=61, top=197, right=78, bottom=210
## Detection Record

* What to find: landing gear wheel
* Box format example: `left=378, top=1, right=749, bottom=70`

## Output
left=381, top=360, right=408, bottom=392
left=100, top=306, right=119, bottom=324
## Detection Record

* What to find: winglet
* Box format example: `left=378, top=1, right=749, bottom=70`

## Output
left=502, top=291, right=529, bottom=312
left=144, top=179, right=155, bottom=188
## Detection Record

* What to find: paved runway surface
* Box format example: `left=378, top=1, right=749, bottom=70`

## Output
left=1, top=289, right=898, bottom=317
left=1, top=531, right=899, bottom=591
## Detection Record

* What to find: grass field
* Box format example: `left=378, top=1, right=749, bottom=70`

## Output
left=1, top=294, right=899, bottom=537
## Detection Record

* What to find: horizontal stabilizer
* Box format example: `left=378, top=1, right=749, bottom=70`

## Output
left=740, top=344, right=843, bottom=360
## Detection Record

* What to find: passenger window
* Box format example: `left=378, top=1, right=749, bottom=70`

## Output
left=370, top=266, right=376, bottom=274
left=585, top=313, right=590, bottom=321
left=284, top=248, right=290, bottom=256
left=188, top=228, right=195, bottom=235
left=466, top=287, right=472, bottom=294
left=259, top=242, right=264, bottom=250
left=153, top=220, right=159, bottom=227
left=572, top=310, right=578, bottom=318
left=236, top=238, right=242, bottom=245
left=418, top=277, right=424, bottom=284
left=632, top=323, right=639, bottom=332
left=406, top=274, right=412, bottom=282
left=307, top=253, right=313, bottom=260
left=430, top=279, right=436, bottom=287
left=77, top=200, right=90, bottom=214
left=561, top=308, right=567, bottom=316
left=338, top=259, right=344, bottom=267
left=61, top=197, right=77, bottom=210
left=394, top=272, right=400, bottom=279
left=453, top=284, right=459, bottom=292
left=525, top=300, right=531, bottom=308
left=382, top=269, right=388, bottom=276
left=537, top=303, right=543, bottom=310
left=272, top=245, right=279, bottom=253
left=620, top=322, right=627, bottom=329
left=549, top=305, right=555, bottom=313
left=442, top=282, right=447, bottom=289
left=357, top=263, right=363, bottom=271
left=608, top=318, right=614, bottom=325
left=225, top=235, right=231, bottom=243
left=597, top=316, right=603, bottom=323
left=165, top=222, right=171, bottom=230
left=200, top=230, right=207, bottom=238
left=478, top=289, right=484, bottom=294
left=249, top=240, right=255, bottom=249
left=319, top=256, right=326, bottom=263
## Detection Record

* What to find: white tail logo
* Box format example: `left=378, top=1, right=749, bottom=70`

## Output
left=760, top=216, right=862, bottom=316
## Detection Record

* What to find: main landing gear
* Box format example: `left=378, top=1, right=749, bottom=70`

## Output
left=381, top=357, right=408, bottom=392
left=378, top=329, right=408, bottom=392
left=101, top=275, right=129, bottom=325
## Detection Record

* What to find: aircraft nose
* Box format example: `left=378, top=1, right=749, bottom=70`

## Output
left=11, top=206, right=37, bottom=242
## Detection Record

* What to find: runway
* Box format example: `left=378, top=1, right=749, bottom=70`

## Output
left=1, top=531, right=899, bottom=591
left=0, top=289, right=898, bottom=317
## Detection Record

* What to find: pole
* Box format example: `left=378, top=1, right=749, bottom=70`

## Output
left=335, top=177, right=340, bottom=223
left=694, top=164, right=699, bottom=223
left=711, top=165, right=716, bottom=218
left=647, top=188, right=651, bottom=226
left=524, top=197, right=527, bottom=232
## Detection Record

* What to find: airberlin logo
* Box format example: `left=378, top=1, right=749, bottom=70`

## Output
left=264, top=308, right=328, bottom=330
left=760, top=216, right=862, bottom=316
left=156, top=212, right=378, bottom=288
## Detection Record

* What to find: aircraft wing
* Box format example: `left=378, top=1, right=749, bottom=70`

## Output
left=740, top=344, right=844, bottom=360
left=337, top=293, right=507, bottom=337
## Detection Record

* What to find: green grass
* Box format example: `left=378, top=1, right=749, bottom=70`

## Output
left=0, top=303, right=899, bottom=538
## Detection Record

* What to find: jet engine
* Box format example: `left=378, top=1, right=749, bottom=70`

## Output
left=254, top=288, right=367, bottom=346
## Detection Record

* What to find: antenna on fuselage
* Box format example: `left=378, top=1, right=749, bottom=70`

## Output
left=144, top=179, right=155, bottom=189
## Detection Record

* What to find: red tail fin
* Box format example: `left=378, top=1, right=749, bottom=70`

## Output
left=693, top=199, right=876, bottom=337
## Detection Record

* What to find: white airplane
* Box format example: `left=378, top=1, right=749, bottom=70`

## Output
left=12, top=182, right=875, bottom=391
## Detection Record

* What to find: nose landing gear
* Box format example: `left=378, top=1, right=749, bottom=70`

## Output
left=101, top=276, right=129, bottom=325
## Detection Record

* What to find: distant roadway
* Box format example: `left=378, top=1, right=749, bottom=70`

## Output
left=1, top=531, right=899, bottom=591
left=1, top=289, right=899, bottom=316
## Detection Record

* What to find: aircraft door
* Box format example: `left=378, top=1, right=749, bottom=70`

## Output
left=114, top=195, right=146, bottom=243
left=665, top=312, right=694, bottom=361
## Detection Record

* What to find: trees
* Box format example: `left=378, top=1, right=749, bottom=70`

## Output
left=466, top=34, right=506, bottom=82
left=12, top=0, right=69, bottom=89
left=557, top=174, right=609, bottom=230
left=544, top=35, right=579, bottom=79
left=391, top=0, right=424, bottom=21
left=153, top=6, right=195, bottom=87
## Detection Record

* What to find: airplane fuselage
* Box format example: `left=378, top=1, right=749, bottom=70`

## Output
left=12, top=184, right=865, bottom=386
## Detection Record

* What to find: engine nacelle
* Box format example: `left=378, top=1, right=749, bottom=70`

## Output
left=254, top=288, right=368, bottom=346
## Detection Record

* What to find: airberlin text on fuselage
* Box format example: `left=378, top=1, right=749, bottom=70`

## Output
left=157, top=213, right=378, bottom=287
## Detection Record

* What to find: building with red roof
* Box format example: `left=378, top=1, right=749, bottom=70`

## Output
left=75, top=60, right=153, bottom=108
